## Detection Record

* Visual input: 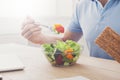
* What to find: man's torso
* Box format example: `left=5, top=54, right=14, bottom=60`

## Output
left=78, top=0, right=120, bottom=59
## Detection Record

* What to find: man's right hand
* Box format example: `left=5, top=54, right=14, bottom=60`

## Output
left=21, top=17, right=65, bottom=44
left=21, top=17, right=44, bottom=44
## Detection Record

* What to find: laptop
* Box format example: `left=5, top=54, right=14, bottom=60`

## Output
left=0, top=54, right=25, bottom=72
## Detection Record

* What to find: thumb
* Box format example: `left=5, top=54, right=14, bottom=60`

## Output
left=22, top=16, right=35, bottom=30
left=26, top=16, right=35, bottom=24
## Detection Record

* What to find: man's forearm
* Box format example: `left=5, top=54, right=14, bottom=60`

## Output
left=62, top=30, right=83, bottom=42
left=38, top=33, right=63, bottom=44
left=38, top=30, right=82, bottom=44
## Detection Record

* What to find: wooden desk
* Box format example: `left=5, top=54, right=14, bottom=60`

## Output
left=0, top=43, right=120, bottom=80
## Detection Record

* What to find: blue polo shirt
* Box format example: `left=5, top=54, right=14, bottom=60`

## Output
left=68, top=0, right=120, bottom=59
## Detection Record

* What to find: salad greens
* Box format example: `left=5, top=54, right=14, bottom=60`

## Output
left=42, top=40, right=82, bottom=66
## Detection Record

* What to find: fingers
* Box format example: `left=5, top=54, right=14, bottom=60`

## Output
left=22, top=24, right=39, bottom=35
left=24, top=30, right=41, bottom=41
left=21, top=17, right=44, bottom=44
left=27, top=31, right=41, bottom=41
left=22, top=24, right=41, bottom=39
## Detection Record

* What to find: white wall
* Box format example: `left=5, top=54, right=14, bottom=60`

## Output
left=0, top=0, right=78, bottom=18
left=0, top=0, right=57, bottom=34
left=0, top=0, right=76, bottom=34
left=56, top=0, right=73, bottom=17
left=0, top=0, right=77, bottom=34
left=0, top=0, right=56, bottom=17
left=56, top=0, right=79, bottom=17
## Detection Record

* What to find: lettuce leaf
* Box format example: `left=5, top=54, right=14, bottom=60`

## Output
left=42, top=44, right=55, bottom=54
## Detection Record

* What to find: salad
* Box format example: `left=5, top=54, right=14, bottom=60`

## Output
left=42, top=40, right=82, bottom=66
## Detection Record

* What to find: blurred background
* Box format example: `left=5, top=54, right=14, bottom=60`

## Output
left=0, top=0, right=89, bottom=56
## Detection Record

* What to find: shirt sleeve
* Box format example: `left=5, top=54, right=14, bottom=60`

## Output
left=68, top=2, right=83, bottom=33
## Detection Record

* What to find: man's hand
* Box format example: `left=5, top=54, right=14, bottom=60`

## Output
left=21, top=17, right=43, bottom=44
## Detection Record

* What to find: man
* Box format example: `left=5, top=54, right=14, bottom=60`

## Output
left=22, top=0, right=120, bottom=60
